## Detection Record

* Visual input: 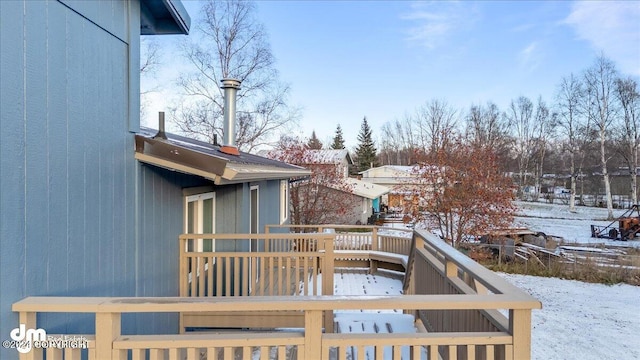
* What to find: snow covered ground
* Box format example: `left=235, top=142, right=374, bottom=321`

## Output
left=331, top=270, right=640, bottom=360
left=333, top=202, right=640, bottom=359
left=507, top=202, right=640, bottom=359
left=514, top=201, right=640, bottom=249
left=499, top=273, right=640, bottom=360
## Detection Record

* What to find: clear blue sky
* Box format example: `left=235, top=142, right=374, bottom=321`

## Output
left=142, top=0, right=640, bottom=150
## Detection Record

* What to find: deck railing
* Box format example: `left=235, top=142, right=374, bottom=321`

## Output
left=12, top=294, right=538, bottom=360
left=265, top=224, right=413, bottom=255
left=179, top=233, right=336, bottom=297
left=12, top=226, right=541, bottom=360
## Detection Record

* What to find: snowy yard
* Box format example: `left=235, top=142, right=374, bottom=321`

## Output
left=514, top=201, right=640, bottom=249
left=334, top=270, right=640, bottom=360
left=508, top=201, right=640, bottom=359
left=350, top=201, right=640, bottom=359
left=499, top=273, right=640, bottom=360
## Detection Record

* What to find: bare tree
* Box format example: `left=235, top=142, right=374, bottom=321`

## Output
left=140, top=37, right=161, bottom=119
left=555, top=74, right=590, bottom=212
left=465, top=102, right=511, bottom=161
left=506, top=96, right=535, bottom=200
left=411, top=137, right=516, bottom=247
left=379, top=117, right=418, bottom=165
left=583, top=55, right=619, bottom=219
left=414, top=99, right=458, bottom=153
left=140, top=38, right=160, bottom=76
left=531, top=96, right=556, bottom=197
left=266, top=139, right=354, bottom=225
left=172, top=0, right=297, bottom=152
left=614, top=77, right=640, bottom=204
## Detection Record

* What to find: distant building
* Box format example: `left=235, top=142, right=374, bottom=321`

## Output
left=359, top=165, right=422, bottom=211
left=260, top=149, right=389, bottom=223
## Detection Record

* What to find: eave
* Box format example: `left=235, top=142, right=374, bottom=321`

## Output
left=135, top=135, right=311, bottom=185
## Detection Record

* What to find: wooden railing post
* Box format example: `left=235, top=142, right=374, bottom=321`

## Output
left=403, top=232, right=423, bottom=296
left=95, top=312, right=124, bottom=360
left=18, top=311, right=41, bottom=360
left=322, top=235, right=335, bottom=333
left=445, top=260, right=458, bottom=278
left=371, top=227, right=378, bottom=251
left=510, top=309, right=532, bottom=360
left=304, top=310, right=323, bottom=360
left=179, top=238, right=187, bottom=297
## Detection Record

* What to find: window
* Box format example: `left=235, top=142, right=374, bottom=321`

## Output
left=185, top=192, right=215, bottom=252
left=280, top=180, right=289, bottom=224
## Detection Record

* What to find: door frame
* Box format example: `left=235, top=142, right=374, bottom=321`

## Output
left=184, top=192, right=216, bottom=252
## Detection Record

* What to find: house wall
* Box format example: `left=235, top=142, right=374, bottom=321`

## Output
left=348, top=196, right=373, bottom=225
left=214, top=180, right=284, bottom=252
left=133, top=165, right=209, bottom=333
left=0, top=0, right=190, bottom=353
left=0, top=1, right=284, bottom=352
left=324, top=190, right=369, bottom=225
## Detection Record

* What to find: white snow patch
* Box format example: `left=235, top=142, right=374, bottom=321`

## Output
left=514, top=201, right=640, bottom=249
left=498, top=273, right=640, bottom=360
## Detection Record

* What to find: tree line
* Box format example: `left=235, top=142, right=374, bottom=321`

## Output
left=309, top=55, right=637, bottom=220
left=148, top=1, right=638, bottom=226
left=374, top=55, right=637, bottom=219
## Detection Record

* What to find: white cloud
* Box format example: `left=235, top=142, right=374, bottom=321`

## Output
left=402, top=1, right=479, bottom=49
left=518, top=41, right=541, bottom=72
left=564, top=1, right=640, bottom=75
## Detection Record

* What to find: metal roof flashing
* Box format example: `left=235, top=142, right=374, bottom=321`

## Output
left=134, top=128, right=311, bottom=185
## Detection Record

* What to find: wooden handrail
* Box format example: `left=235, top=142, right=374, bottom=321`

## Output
left=402, top=232, right=418, bottom=294
left=265, top=224, right=413, bottom=234
left=13, top=294, right=540, bottom=313
left=178, top=233, right=334, bottom=240
left=414, top=229, right=540, bottom=297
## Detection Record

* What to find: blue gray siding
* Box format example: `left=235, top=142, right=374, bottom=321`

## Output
left=214, top=180, right=284, bottom=252
left=0, top=0, right=141, bottom=354
left=132, top=164, right=209, bottom=334
left=0, top=1, right=286, bottom=356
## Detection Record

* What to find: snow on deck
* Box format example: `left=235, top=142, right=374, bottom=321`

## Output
left=331, top=269, right=427, bottom=360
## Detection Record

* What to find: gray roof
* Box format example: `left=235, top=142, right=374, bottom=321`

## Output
left=258, top=149, right=353, bottom=165
left=135, top=128, right=311, bottom=184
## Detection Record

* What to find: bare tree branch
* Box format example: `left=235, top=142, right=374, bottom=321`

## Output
left=173, top=0, right=296, bottom=151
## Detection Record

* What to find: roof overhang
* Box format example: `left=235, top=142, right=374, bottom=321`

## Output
left=135, top=136, right=227, bottom=181
left=217, top=164, right=311, bottom=185
left=135, top=135, right=311, bottom=185
left=337, top=178, right=390, bottom=199
left=140, top=0, right=191, bottom=35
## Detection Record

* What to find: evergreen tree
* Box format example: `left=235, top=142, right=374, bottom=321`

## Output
left=331, top=124, right=346, bottom=149
left=355, top=117, right=378, bottom=171
left=307, top=130, right=323, bottom=149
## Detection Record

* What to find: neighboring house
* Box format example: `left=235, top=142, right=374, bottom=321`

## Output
left=360, top=165, right=422, bottom=211
left=341, top=178, right=389, bottom=224
left=260, top=149, right=389, bottom=224
left=302, top=149, right=353, bottom=178
left=0, top=0, right=308, bottom=355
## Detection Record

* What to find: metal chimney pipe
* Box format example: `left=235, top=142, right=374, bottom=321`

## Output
left=221, top=78, right=241, bottom=147
left=154, top=111, right=167, bottom=139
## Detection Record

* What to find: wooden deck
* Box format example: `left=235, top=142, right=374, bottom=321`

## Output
left=11, top=227, right=541, bottom=360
